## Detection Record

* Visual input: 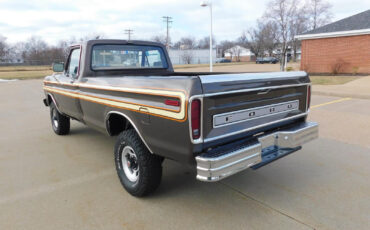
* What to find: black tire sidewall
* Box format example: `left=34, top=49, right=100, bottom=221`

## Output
left=115, top=138, right=140, bottom=190
left=114, top=129, right=162, bottom=197
left=49, top=102, right=70, bottom=135
left=50, top=103, right=61, bottom=133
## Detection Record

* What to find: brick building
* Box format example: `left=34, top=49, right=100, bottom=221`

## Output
left=296, top=10, right=370, bottom=74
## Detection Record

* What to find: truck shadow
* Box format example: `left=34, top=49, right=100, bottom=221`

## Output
left=66, top=124, right=321, bottom=208
left=153, top=154, right=320, bottom=204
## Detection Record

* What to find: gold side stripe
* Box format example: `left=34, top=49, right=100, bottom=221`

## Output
left=43, top=80, right=187, bottom=98
left=44, top=86, right=187, bottom=122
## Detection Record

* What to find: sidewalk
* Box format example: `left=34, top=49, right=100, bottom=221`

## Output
left=312, top=76, right=370, bottom=99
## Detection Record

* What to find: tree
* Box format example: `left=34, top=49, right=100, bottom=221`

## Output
left=264, top=0, right=299, bottom=70
left=178, top=37, right=197, bottom=49
left=218, top=40, right=235, bottom=58
left=229, top=46, right=242, bottom=62
left=20, top=36, right=66, bottom=65
left=306, top=0, right=332, bottom=30
left=260, top=21, right=279, bottom=56
left=0, top=35, right=8, bottom=61
left=172, top=41, right=182, bottom=49
left=79, top=33, right=105, bottom=42
left=246, top=26, right=265, bottom=58
left=56, top=39, right=72, bottom=61
left=22, top=36, right=49, bottom=64
left=289, top=7, right=309, bottom=61
left=197, top=36, right=216, bottom=49
left=245, top=19, right=279, bottom=59
left=151, top=35, right=167, bottom=46
left=236, top=33, right=248, bottom=49
left=181, top=50, right=194, bottom=64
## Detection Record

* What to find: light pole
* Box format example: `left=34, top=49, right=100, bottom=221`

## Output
left=200, top=1, right=213, bottom=72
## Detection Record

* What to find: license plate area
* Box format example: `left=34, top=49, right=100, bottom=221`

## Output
left=213, top=100, right=299, bottom=128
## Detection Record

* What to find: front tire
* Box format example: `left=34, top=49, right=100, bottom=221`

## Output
left=50, top=102, right=70, bottom=135
left=114, top=129, right=162, bottom=197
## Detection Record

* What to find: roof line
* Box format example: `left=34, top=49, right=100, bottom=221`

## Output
left=295, top=28, right=370, bottom=40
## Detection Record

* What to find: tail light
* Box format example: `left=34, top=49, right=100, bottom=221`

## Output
left=191, top=99, right=201, bottom=139
left=307, top=85, right=311, bottom=109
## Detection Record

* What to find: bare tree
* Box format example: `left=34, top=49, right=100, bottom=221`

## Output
left=218, top=40, right=235, bottom=58
left=246, top=26, right=265, bottom=58
left=306, top=0, right=332, bottom=30
left=260, top=21, right=279, bottom=56
left=20, top=36, right=66, bottom=65
left=236, top=33, right=248, bottom=47
left=0, top=35, right=8, bottom=61
left=264, top=0, right=298, bottom=70
left=151, top=35, right=167, bottom=46
left=172, top=41, right=182, bottom=49
left=290, top=7, right=309, bottom=61
left=79, top=33, right=105, bottom=42
left=181, top=50, right=194, bottom=64
left=227, top=46, right=244, bottom=62
left=56, top=40, right=72, bottom=61
left=21, top=36, right=49, bottom=64
left=197, top=36, right=216, bottom=49
left=179, top=37, right=197, bottom=49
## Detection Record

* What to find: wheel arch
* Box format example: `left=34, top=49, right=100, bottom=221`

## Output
left=105, top=111, right=153, bottom=153
left=46, top=93, right=62, bottom=113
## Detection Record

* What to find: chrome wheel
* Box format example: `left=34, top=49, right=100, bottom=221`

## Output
left=121, top=146, right=139, bottom=182
left=52, top=108, right=59, bottom=128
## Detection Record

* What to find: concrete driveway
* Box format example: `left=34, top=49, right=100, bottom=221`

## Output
left=0, top=80, right=369, bottom=230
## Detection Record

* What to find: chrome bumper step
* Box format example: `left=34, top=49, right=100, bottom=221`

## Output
left=196, top=122, right=319, bottom=182
left=250, top=146, right=301, bottom=170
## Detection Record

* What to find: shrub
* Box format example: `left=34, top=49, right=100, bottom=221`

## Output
left=286, top=66, right=294, bottom=71
left=352, top=66, right=360, bottom=75
left=331, top=58, right=348, bottom=75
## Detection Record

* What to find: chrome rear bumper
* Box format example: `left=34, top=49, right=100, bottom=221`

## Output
left=196, top=122, right=319, bottom=182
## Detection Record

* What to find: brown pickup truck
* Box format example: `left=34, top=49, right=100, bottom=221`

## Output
left=43, top=39, right=318, bottom=197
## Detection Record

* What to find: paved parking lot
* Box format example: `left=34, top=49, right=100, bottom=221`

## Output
left=1, top=79, right=370, bottom=230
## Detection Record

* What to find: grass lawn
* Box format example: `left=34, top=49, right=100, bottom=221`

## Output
left=0, top=64, right=363, bottom=85
left=0, top=70, right=53, bottom=80
left=0, top=65, right=52, bottom=80
left=173, top=62, right=252, bottom=69
left=310, top=76, right=360, bottom=85
left=0, top=65, right=51, bottom=72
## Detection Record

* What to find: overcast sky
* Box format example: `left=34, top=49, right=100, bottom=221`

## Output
left=0, top=0, right=369, bottom=45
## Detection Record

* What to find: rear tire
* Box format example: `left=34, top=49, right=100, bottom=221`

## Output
left=50, top=102, right=70, bottom=135
left=114, top=129, right=162, bottom=197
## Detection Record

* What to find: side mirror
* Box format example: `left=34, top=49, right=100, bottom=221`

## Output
left=52, top=63, right=64, bottom=72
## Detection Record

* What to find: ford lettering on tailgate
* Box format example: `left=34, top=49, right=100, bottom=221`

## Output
left=213, top=100, right=299, bottom=127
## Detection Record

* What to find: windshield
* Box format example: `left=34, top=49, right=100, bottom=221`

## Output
left=91, top=44, right=168, bottom=70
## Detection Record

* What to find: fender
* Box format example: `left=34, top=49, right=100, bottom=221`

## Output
left=45, top=93, right=62, bottom=114
left=105, top=111, right=154, bottom=153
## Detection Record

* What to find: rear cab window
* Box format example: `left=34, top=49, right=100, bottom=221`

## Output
left=91, top=44, right=168, bottom=70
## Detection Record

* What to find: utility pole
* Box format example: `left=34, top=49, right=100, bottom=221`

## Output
left=162, top=16, right=172, bottom=49
left=124, top=29, right=134, bottom=41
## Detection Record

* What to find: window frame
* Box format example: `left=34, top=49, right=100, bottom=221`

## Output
left=64, top=46, right=82, bottom=79
left=90, top=44, right=169, bottom=71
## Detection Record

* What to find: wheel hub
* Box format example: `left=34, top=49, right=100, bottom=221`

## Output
left=121, top=146, right=139, bottom=182
left=52, top=109, right=58, bottom=128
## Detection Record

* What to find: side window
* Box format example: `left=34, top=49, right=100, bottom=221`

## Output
left=146, top=50, right=163, bottom=67
left=67, top=49, right=81, bottom=78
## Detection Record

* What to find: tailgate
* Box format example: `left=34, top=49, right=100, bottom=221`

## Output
left=198, top=72, right=310, bottom=145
